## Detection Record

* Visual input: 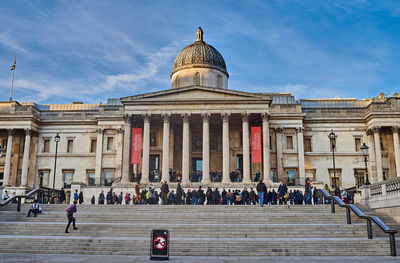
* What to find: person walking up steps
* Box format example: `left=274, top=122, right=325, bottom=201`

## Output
left=65, top=200, right=78, bottom=233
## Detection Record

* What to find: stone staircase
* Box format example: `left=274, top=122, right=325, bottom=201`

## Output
left=0, top=204, right=399, bottom=257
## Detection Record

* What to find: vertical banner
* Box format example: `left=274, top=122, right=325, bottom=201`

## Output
left=131, top=128, right=142, bottom=164
left=251, top=126, right=262, bottom=163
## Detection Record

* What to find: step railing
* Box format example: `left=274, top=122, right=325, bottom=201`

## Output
left=318, top=188, right=397, bottom=257
left=0, top=188, right=39, bottom=212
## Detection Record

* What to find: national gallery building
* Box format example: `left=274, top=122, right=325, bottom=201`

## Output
left=1, top=28, right=399, bottom=198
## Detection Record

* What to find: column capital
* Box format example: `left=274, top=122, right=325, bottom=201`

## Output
left=261, top=112, right=270, bottom=121
left=181, top=113, right=190, bottom=123
left=24, top=128, right=33, bottom=136
left=97, top=128, right=103, bottom=134
left=221, top=112, right=230, bottom=122
left=7, top=128, right=14, bottom=136
left=391, top=126, right=400, bottom=133
left=372, top=126, right=381, bottom=133
left=241, top=113, right=250, bottom=122
left=201, top=113, right=210, bottom=121
left=275, top=127, right=284, bottom=133
left=123, top=114, right=133, bottom=123
left=296, top=127, right=305, bottom=133
left=162, top=113, right=171, bottom=123
left=142, top=114, right=151, bottom=123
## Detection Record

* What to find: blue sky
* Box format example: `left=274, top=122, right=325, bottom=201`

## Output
left=0, top=0, right=399, bottom=104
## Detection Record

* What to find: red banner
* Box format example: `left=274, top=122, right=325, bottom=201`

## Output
left=251, top=126, right=262, bottom=163
left=131, top=128, right=142, bottom=164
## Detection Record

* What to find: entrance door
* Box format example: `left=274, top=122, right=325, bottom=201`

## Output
left=150, top=154, right=160, bottom=182
left=191, top=158, right=202, bottom=182
left=236, top=154, right=243, bottom=173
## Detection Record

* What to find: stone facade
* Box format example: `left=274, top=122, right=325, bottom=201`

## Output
left=0, top=28, right=399, bottom=202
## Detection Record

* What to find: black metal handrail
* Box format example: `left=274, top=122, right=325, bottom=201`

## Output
left=318, top=189, right=397, bottom=257
left=0, top=188, right=39, bottom=212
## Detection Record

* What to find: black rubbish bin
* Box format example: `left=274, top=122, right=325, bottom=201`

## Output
left=150, top=229, right=169, bottom=260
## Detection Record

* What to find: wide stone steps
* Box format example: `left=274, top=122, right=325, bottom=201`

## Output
left=0, top=236, right=397, bottom=256
left=0, top=204, right=398, bottom=256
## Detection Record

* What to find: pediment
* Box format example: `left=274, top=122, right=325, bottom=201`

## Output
left=121, top=86, right=270, bottom=104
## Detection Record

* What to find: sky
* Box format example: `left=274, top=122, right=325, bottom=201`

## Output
left=0, top=0, right=399, bottom=104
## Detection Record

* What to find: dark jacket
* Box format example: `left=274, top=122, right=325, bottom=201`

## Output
left=256, top=182, right=267, bottom=193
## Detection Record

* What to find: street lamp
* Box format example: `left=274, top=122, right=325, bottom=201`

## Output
left=329, top=131, right=337, bottom=192
left=52, top=134, right=60, bottom=203
left=361, top=143, right=370, bottom=185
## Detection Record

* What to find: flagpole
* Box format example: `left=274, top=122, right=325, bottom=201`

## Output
left=9, top=68, right=14, bottom=102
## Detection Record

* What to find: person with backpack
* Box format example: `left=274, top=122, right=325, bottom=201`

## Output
left=65, top=200, right=78, bottom=233
left=256, top=179, right=267, bottom=207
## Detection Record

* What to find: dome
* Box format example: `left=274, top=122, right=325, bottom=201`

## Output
left=171, top=27, right=228, bottom=77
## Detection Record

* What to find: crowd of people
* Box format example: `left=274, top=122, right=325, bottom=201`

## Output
left=130, top=169, right=265, bottom=184
left=81, top=180, right=348, bottom=206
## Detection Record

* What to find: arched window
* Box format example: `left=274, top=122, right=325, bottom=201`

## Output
left=194, top=72, right=200, bottom=86
left=217, top=75, right=222, bottom=88
left=175, top=76, right=180, bottom=88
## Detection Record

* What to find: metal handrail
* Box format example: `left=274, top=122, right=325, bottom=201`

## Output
left=0, top=188, right=40, bottom=212
left=318, top=189, right=397, bottom=257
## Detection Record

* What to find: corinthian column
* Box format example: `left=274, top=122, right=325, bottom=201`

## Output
left=3, top=129, right=13, bottom=186
left=242, top=113, right=251, bottom=183
left=222, top=113, right=230, bottom=183
left=181, top=113, right=190, bottom=183
left=21, top=128, right=32, bottom=187
left=141, top=114, right=151, bottom=184
left=121, top=114, right=132, bottom=184
left=297, top=127, right=305, bottom=185
left=261, top=113, right=271, bottom=184
left=162, top=113, right=171, bottom=182
left=275, top=127, right=284, bottom=182
left=202, top=113, right=210, bottom=184
left=95, top=128, right=104, bottom=185
left=392, top=126, right=400, bottom=177
left=373, top=126, right=383, bottom=182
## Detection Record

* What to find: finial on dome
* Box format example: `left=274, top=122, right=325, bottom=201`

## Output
left=196, top=27, right=203, bottom=42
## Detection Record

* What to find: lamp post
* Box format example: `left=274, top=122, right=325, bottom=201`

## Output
left=52, top=134, right=60, bottom=203
left=361, top=143, right=370, bottom=185
left=329, top=131, right=337, bottom=191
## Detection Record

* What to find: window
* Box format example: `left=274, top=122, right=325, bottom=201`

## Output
left=380, top=138, right=385, bottom=151
left=0, top=172, right=3, bottom=186
left=87, top=170, right=95, bottom=186
left=103, top=169, right=114, bottom=186
left=329, top=168, right=342, bottom=189
left=286, top=136, right=293, bottom=150
left=43, top=139, right=50, bottom=153
left=285, top=169, right=297, bottom=186
left=305, top=169, right=316, bottom=182
left=150, top=133, right=156, bottom=147
left=90, top=139, right=97, bottom=153
left=194, top=72, right=200, bottom=86
left=304, top=138, right=312, bottom=152
left=107, top=137, right=114, bottom=151
left=354, top=169, right=365, bottom=188
left=39, top=170, right=50, bottom=188
left=63, top=170, right=74, bottom=188
left=67, top=140, right=73, bottom=153
left=175, top=76, right=179, bottom=88
left=216, top=75, right=222, bottom=88
left=355, top=138, right=361, bottom=152
left=270, top=169, right=277, bottom=182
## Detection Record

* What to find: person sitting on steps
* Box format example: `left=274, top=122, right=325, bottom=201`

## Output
left=27, top=199, right=41, bottom=217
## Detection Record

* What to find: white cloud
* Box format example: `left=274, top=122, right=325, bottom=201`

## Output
left=0, top=32, right=30, bottom=55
